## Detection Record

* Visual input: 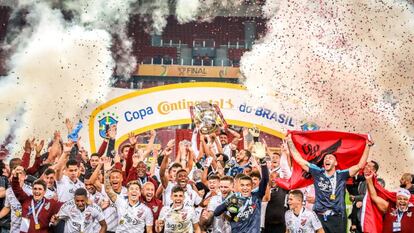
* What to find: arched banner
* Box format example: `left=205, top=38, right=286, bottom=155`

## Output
left=88, top=82, right=300, bottom=152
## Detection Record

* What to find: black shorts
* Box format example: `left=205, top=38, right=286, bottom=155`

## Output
left=317, top=213, right=347, bottom=233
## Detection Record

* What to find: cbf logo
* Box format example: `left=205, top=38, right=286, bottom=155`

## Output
left=300, top=122, right=320, bottom=131
left=98, top=112, right=119, bottom=138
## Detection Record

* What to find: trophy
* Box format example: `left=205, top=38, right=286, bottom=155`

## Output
left=190, top=101, right=227, bottom=134
left=224, top=192, right=242, bottom=215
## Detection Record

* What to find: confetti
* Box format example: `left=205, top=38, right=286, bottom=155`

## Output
left=242, top=0, right=414, bottom=188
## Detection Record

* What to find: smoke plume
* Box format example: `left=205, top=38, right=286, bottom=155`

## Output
left=0, top=2, right=115, bottom=155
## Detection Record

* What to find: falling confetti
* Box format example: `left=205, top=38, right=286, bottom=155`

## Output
left=242, top=0, right=414, bottom=188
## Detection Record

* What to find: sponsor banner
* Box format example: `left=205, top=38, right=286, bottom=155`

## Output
left=136, top=64, right=240, bottom=78
left=88, top=82, right=299, bottom=152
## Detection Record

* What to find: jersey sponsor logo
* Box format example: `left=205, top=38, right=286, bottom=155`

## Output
left=122, top=214, right=142, bottom=225
left=237, top=204, right=256, bottom=221
left=166, top=221, right=190, bottom=231
left=72, top=221, right=81, bottom=229
left=316, top=179, right=332, bottom=192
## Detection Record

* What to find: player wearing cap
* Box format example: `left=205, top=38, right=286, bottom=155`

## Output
left=51, top=188, right=107, bottom=233
left=104, top=159, right=154, bottom=233
left=285, top=190, right=324, bottom=233
left=365, top=172, right=414, bottom=233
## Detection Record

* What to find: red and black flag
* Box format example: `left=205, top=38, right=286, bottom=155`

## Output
left=276, top=130, right=368, bottom=190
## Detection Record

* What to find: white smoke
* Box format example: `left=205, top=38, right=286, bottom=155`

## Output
left=242, top=0, right=414, bottom=187
left=137, top=0, right=170, bottom=35
left=63, top=0, right=139, bottom=75
left=175, top=0, right=245, bottom=23
left=176, top=0, right=200, bottom=24
left=0, top=2, right=114, bottom=155
left=0, top=0, right=254, bottom=157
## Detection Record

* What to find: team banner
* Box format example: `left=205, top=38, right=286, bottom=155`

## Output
left=88, top=82, right=299, bottom=152
left=136, top=64, right=240, bottom=78
left=276, top=130, right=368, bottom=190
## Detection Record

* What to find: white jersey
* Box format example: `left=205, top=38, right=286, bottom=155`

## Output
left=87, top=190, right=106, bottom=232
left=114, top=198, right=153, bottom=233
left=88, top=191, right=105, bottom=205
left=207, top=194, right=231, bottom=233
left=222, top=144, right=232, bottom=158
left=164, top=182, right=202, bottom=207
left=4, top=188, right=22, bottom=233
left=101, top=186, right=128, bottom=231
left=58, top=200, right=105, bottom=233
left=285, top=207, right=323, bottom=233
left=280, top=153, right=292, bottom=179
left=57, top=175, right=85, bottom=202
left=159, top=205, right=199, bottom=233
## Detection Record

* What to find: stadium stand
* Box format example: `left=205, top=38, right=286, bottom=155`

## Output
left=0, top=5, right=267, bottom=86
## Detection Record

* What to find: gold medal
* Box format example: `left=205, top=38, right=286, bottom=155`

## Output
left=233, top=216, right=239, bottom=222
left=15, top=210, right=21, bottom=217
left=330, top=194, right=336, bottom=200
left=35, top=224, right=41, bottom=230
left=119, top=219, right=124, bottom=224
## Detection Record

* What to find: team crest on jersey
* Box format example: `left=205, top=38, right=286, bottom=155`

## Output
left=181, top=212, right=188, bottom=220
left=44, top=202, right=50, bottom=210
left=152, top=206, right=159, bottom=213
left=85, top=212, right=92, bottom=221
left=136, top=210, right=144, bottom=219
left=301, top=218, right=307, bottom=226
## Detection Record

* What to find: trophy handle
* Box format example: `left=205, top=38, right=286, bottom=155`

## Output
left=213, top=104, right=228, bottom=130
